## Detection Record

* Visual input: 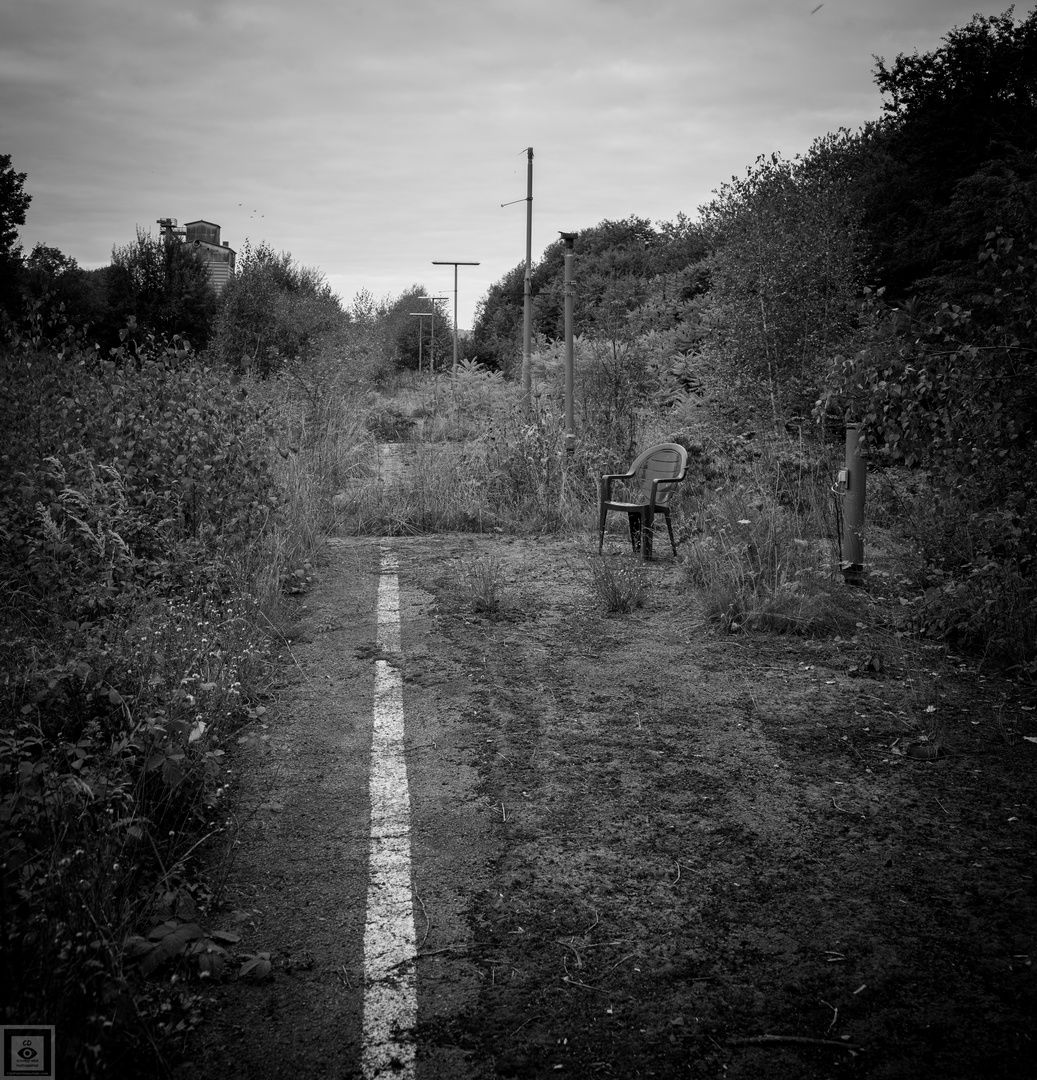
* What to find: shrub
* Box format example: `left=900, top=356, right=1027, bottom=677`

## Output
left=681, top=447, right=854, bottom=636
left=0, top=315, right=294, bottom=1077
left=822, top=235, right=1037, bottom=668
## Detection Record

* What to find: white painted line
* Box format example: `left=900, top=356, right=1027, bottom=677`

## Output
left=362, top=547, right=417, bottom=1079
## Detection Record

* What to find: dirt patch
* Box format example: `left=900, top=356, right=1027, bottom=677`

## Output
left=182, top=533, right=1036, bottom=1079
left=407, top=535, right=1036, bottom=1078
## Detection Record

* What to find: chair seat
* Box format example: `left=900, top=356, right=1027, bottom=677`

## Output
left=601, top=500, right=672, bottom=513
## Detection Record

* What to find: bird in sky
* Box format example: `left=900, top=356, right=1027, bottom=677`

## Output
left=811, top=3, right=824, bottom=13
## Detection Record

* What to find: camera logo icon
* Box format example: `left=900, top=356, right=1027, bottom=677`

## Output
left=2, top=1027, right=55, bottom=1078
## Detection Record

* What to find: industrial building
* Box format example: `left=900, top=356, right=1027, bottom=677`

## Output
left=156, top=218, right=236, bottom=293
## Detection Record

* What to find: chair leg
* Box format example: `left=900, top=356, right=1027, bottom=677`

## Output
left=598, top=503, right=608, bottom=554
left=665, top=512, right=678, bottom=556
left=641, top=509, right=654, bottom=561
left=627, top=512, right=642, bottom=554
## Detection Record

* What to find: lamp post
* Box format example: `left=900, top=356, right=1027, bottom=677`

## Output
left=559, top=231, right=577, bottom=451
left=420, top=296, right=448, bottom=373
left=408, top=313, right=432, bottom=374
left=431, top=260, right=480, bottom=380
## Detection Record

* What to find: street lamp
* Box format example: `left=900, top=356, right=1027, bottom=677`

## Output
left=419, top=296, right=448, bottom=373
left=560, top=232, right=577, bottom=450
left=408, top=312, right=433, bottom=373
left=431, top=260, right=480, bottom=379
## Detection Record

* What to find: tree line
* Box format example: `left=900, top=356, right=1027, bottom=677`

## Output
left=0, top=173, right=457, bottom=380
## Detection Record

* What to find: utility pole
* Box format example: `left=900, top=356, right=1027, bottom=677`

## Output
left=502, top=148, right=534, bottom=402
left=522, top=148, right=533, bottom=401
left=431, top=261, right=480, bottom=380
left=560, top=232, right=577, bottom=451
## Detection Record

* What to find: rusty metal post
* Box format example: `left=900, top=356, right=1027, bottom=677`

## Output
left=842, top=422, right=867, bottom=584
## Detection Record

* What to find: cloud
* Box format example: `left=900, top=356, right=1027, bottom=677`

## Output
left=3, top=0, right=996, bottom=324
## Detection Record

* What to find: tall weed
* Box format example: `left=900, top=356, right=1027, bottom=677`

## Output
left=0, top=315, right=331, bottom=1076
left=682, top=442, right=854, bottom=635
left=339, top=369, right=604, bottom=536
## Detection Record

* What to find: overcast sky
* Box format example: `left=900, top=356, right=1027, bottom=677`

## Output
left=2, top=0, right=1005, bottom=327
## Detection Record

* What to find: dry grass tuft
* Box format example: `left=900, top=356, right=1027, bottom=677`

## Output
left=590, top=556, right=650, bottom=614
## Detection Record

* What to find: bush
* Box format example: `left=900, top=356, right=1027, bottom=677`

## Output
left=681, top=446, right=855, bottom=636
left=823, top=235, right=1037, bottom=669
left=0, top=315, right=290, bottom=1077
left=915, top=562, right=1037, bottom=675
left=210, top=241, right=345, bottom=377
left=699, top=133, right=867, bottom=419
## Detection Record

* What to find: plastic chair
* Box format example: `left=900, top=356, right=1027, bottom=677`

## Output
left=598, top=443, right=688, bottom=560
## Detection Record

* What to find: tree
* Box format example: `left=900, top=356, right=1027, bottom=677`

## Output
left=0, top=153, right=32, bottom=317
left=824, top=233, right=1037, bottom=576
left=471, top=214, right=708, bottom=373
left=372, top=284, right=453, bottom=374
left=20, top=244, right=109, bottom=336
left=470, top=263, right=525, bottom=374
left=698, top=132, right=868, bottom=417
left=862, top=7, right=1037, bottom=298
left=210, top=240, right=345, bottom=376
left=532, top=216, right=670, bottom=339
left=0, top=154, right=30, bottom=259
left=107, top=227, right=219, bottom=348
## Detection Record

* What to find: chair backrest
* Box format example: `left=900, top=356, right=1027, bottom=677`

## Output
left=628, top=443, right=688, bottom=506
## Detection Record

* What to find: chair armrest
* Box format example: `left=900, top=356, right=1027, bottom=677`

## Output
left=649, top=471, right=687, bottom=506
left=600, top=470, right=635, bottom=501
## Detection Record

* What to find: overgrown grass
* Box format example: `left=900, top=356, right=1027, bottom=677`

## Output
left=0, top=316, right=350, bottom=1077
left=337, top=380, right=607, bottom=536
left=335, top=353, right=707, bottom=540
left=341, top=349, right=1036, bottom=670
left=9, top=298, right=1027, bottom=1076
left=681, top=440, right=859, bottom=636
